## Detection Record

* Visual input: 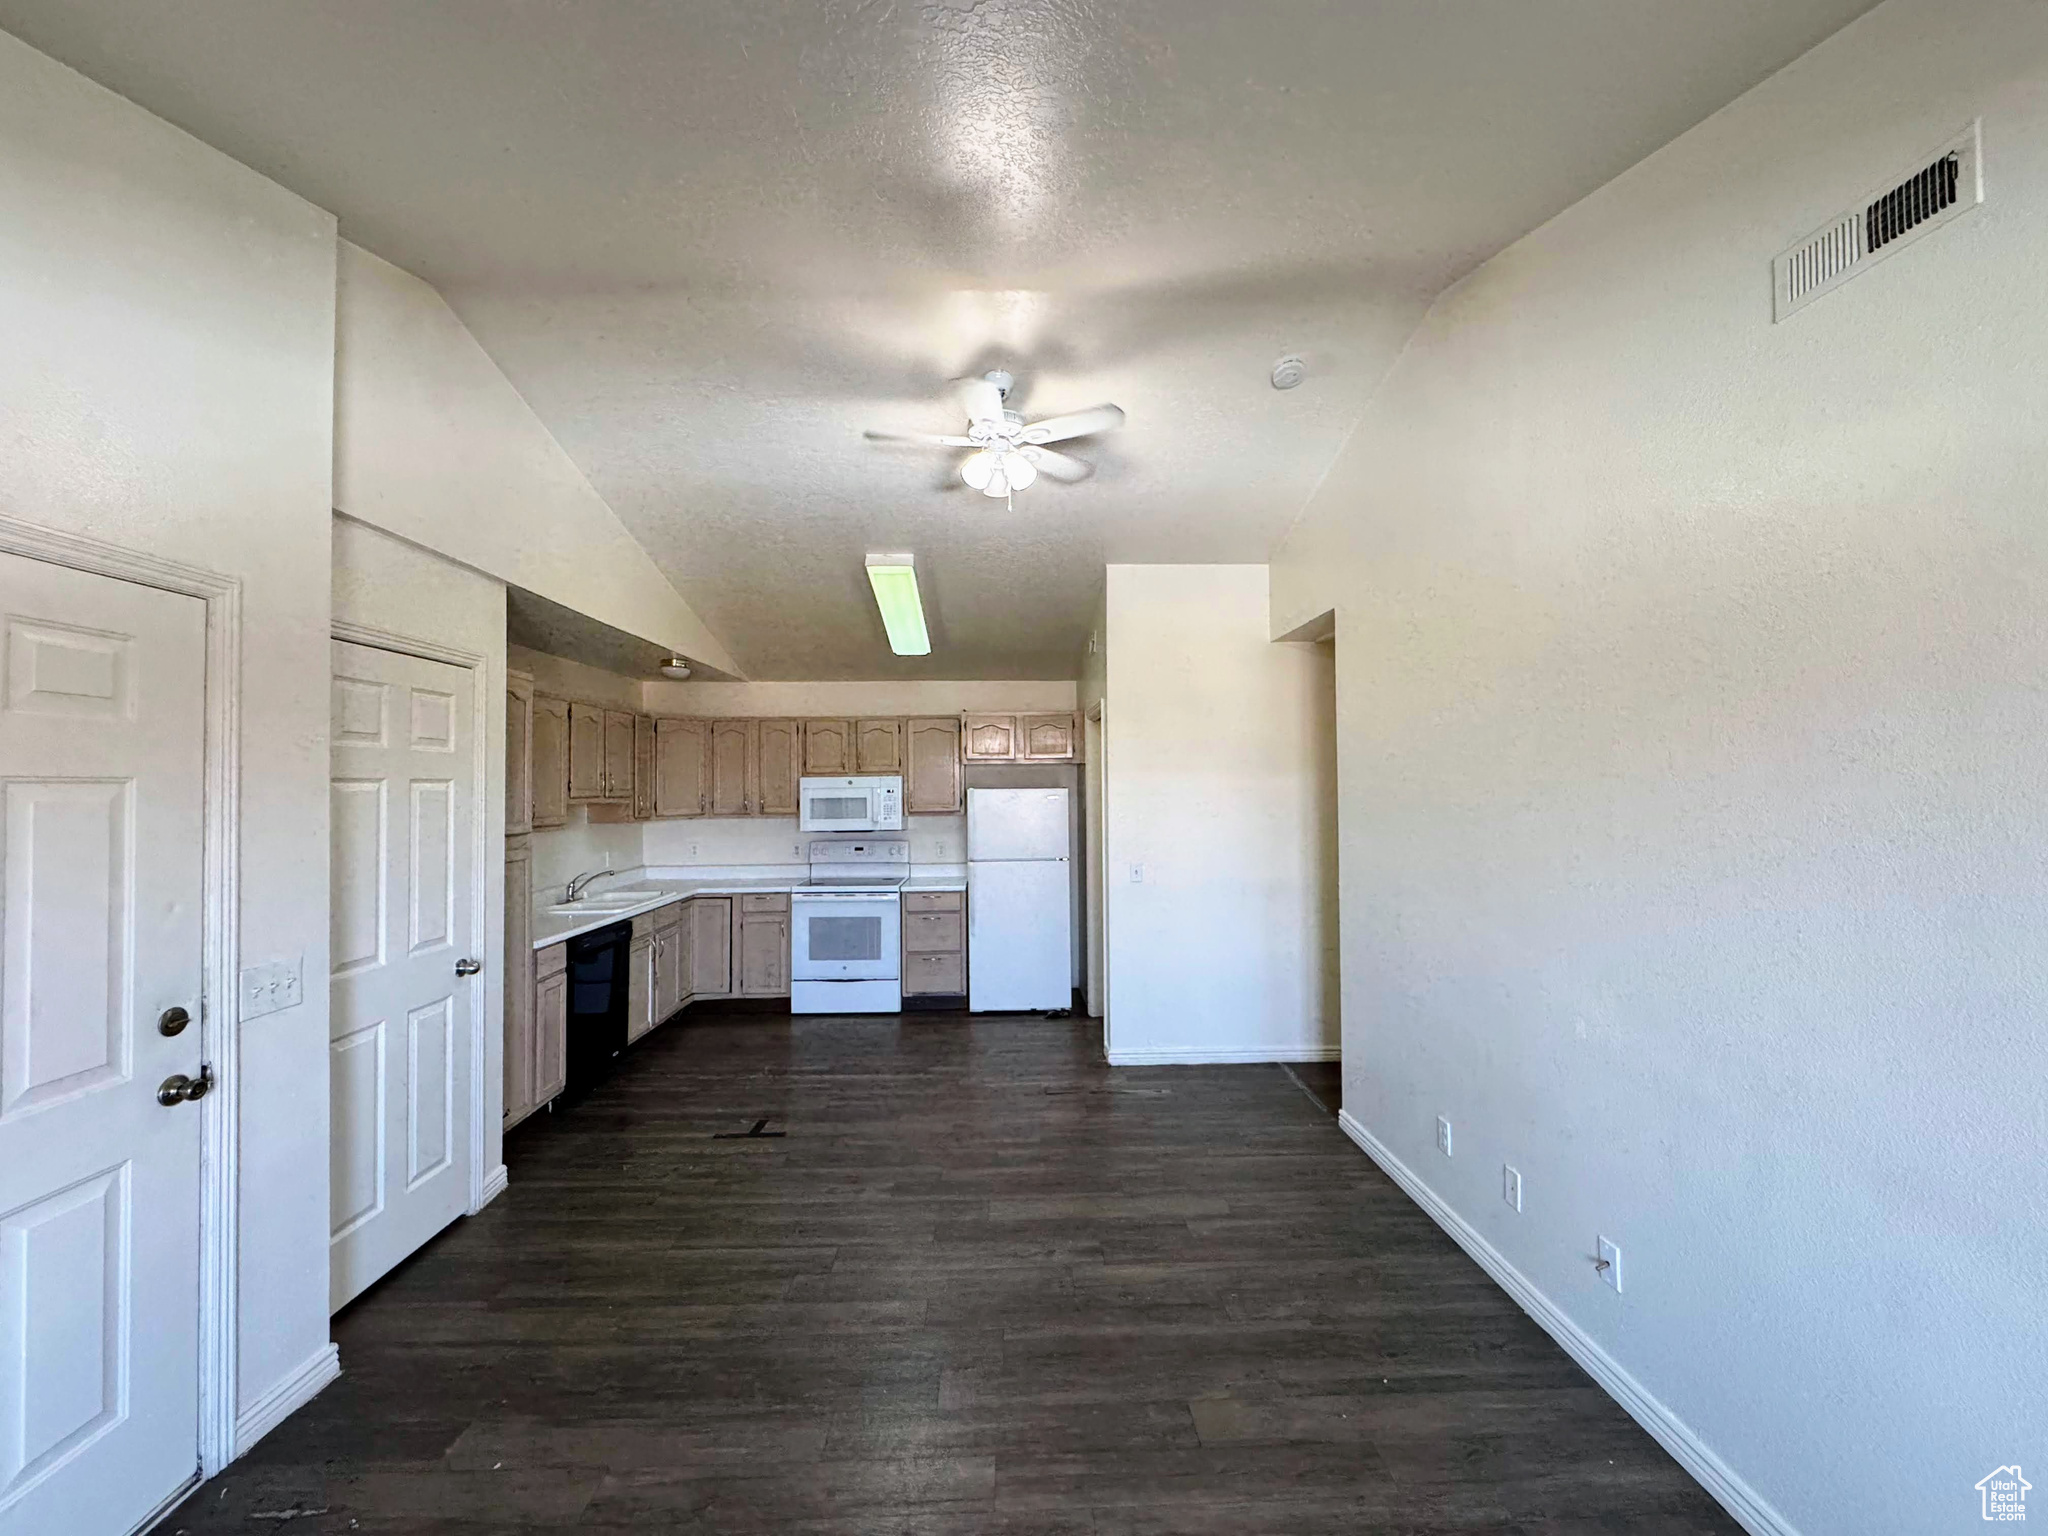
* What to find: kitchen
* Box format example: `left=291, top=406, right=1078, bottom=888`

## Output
left=502, top=633, right=1088, bottom=1127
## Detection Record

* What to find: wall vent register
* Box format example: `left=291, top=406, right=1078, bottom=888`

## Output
left=1773, top=121, right=1981, bottom=320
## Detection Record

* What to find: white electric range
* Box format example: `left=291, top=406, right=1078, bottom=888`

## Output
left=790, top=839, right=908, bottom=1014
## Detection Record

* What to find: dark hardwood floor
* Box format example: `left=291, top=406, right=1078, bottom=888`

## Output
left=161, top=1011, right=1737, bottom=1534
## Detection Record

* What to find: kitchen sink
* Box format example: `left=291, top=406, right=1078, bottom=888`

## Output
left=544, top=888, right=666, bottom=916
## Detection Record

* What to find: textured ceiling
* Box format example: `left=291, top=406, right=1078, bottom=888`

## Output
left=1, top=0, right=1877, bottom=678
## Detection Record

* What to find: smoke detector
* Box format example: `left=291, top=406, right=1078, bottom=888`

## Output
left=1270, top=355, right=1307, bottom=390
left=658, top=656, right=692, bottom=679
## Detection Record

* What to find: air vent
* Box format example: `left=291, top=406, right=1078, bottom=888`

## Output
left=1773, top=122, right=1981, bottom=321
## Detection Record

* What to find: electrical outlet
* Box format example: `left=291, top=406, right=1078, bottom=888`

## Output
left=689, top=842, right=700, bottom=858
left=239, top=957, right=303, bottom=1021
left=1436, top=1116, right=1452, bottom=1156
left=1503, top=1165, right=1522, bottom=1211
left=935, top=838, right=949, bottom=857
left=1597, top=1236, right=1622, bottom=1292
left=792, top=842, right=803, bottom=858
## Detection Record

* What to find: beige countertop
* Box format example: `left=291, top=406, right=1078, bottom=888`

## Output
left=533, top=872, right=968, bottom=950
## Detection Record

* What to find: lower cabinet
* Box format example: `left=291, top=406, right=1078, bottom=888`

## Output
left=627, top=924, right=655, bottom=1043
left=738, top=893, right=790, bottom=996
left=534, top=944, right=568, bottom=1105
left=654, top=905, right=683, bottom=1019
left=687, top=897, right=733, bottom=997
left=903, top=889, right=967, bottom=998
left=508, top=935, right=568, bottom=1131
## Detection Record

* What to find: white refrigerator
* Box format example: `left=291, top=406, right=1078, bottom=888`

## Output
left=967, top=787, right=1073, bottom=1012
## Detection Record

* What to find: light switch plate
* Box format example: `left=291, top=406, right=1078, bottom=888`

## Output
left=1503, top=1165, right=1522, bottom=1211
left=1597, top=1235, right=1622, bottom=1292
left=239, top=957, right=303, bottom=1021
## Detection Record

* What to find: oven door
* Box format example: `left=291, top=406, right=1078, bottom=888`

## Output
left=799, top=783, right=878, bottom=833
left=790, top=893, right=901, bottom=981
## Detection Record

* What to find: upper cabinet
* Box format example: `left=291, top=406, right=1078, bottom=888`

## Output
left=567, top=702, right=605, bottom=800
left=654, top=716, right=710, bottom=817
left=1020, top=713, right=1078, bottom=762
left=803, top=718, right=854, bottom=776
left=963, top=713, right=1020, bottom=762
left=602, top=710, right=636, bottom=800
left=632, top=714, right=656, bottom=820
left=855, top=717, right=905, bottom=775
left=531, top=694, right=570, bottom=828
left=506, top=671, right=534, bottom=835
left=757, top=719, right=801, bottom=816
left=709, top=718, right=755, bottom=817
left=905, top=717, right=962, bottom=814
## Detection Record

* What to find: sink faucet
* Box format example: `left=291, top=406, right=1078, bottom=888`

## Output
left=563, top=868, right=616, bottom=903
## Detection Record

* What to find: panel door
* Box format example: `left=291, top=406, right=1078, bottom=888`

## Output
left=530, top=695, right=570, bottom=828
left=1019, top=712, right=1077, bottom=762
left=566, top=702, right=604, bottom=801
left=756, top=720, right=801, bottom=817
left=502, top=838, right=534, bottom=1129
left=739, top=917, right=789, bottom=997
left=905, top=717, right=962, bottom=814
left=602, top=710, right=635, bottom=801
left=626, top=936, right=654, bottom=1043
left=688, top=899, right=732, bottom=996
left=802, top=718, right=853, bottom=776
left=632, top=715, right=656, bottom=820
left=854, top=718, right=904, bottom=775
left=0, top=552, right=206, bottom=1536
left=533, top=947, right=568, bottom=1106
left=962, top=713, right=1017, bottom=762
left=505, top=672, right=533, bottom=835
left=654, top=925, right=682, bottom=1022
left=329, top=641, right=475, bottom=1311
left=653, top=718, right=709, bottom=818
left=709, top=719, right=756, bottom=817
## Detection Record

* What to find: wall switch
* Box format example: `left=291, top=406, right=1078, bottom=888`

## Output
left=1436, top=1116, right=1452, bottom=1156
left=1130, top=862, right=1145, bottom=883
left=1596, top=1236, right=1622, bottom=1292
left=1503, top=1165, right=1522, bottom=1211
left=239, top=957, right=303, bottom=1021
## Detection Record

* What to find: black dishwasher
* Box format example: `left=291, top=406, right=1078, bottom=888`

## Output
left=564, top=920, right=632, bottom=1097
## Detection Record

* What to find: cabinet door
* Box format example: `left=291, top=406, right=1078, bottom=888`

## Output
left=506, top=672, right=534, bottom=835
left=654, top=924, right=682, bottom=1020
left=531, top=695, right=570, bottom=828
left=653, top=717, right=710, bottom=817
left=603, top=709, right=636, bottom=800
left=709, top=719, right=757, bottom=816
left=689, top=898, right=733, bottom=996
left=962, top=713, right=1017, bottom=762
left=855, top=717, right=904, bottom=774
left=757, top=719, right=802, bottom=816
left=739, top=913, right=790, bottom=996
left=905, top=717, right=962, bottom=813
left=633, top=715, right=656, bottom=820
left=803, top=718, right=854, bottom=776
left=567, top=701, right=605, bottom=799
left=533, top=950, right=569, bottom=1106
left=503, top=837, right=535, bottom=1126
left=627, top=934, right=654, bottom=1042
left=1019, top=712, right=1077, bottom=762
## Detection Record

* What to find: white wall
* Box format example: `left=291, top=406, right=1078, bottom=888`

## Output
left=334, top=242, right=738, bottom=678
left=1270, top=0, right=2048, bottom=1529
left=1102, top=565, right=1335, bottom=1063
left=333, top=516, right=508, bottom=1184
left=0, top=32, right=338, bottom=1415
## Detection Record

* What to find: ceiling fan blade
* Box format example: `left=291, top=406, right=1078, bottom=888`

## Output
left=1020, top=445, right=1092, bottom=483
left=864, top=430, right=978, bottom=448
left=955, top=375, right=1007, bottom=424
left=1021, top=403, right=1125, bottom=444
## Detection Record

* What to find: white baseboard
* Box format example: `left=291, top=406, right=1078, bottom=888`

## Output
left=234, top=1342, right=340, bottom=1459
left=1108, top=1045, right=1339, bottom=1065
left=476, top=1162, right=509, bottom=1211
left=1333, top=1111, right=1798, bottom=1536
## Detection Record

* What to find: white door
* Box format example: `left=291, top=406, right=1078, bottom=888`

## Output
left=0, top=552, right=206, bottom=1536
left=329, top=641, right=474, bottom=1311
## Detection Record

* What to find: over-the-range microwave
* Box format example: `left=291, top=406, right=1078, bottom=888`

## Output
left=797, top=775, right=905, bottom=833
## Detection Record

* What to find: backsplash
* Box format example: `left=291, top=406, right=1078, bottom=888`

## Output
left=528, top=808, right=644, bottom=903
left=640, top=813, right=965, bottom=869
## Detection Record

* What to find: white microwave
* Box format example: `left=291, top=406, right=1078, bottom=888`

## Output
left=798, top=775, right=904, bottom=833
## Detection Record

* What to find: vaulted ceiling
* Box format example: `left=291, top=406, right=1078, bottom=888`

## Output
left=0, top=0, right=1877, bottom=677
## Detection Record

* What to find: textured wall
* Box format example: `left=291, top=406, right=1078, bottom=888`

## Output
left=1272, top=0, right=2048, bottom=1529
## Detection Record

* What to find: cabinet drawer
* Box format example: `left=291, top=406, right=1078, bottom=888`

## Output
left=653, top=899, right=682, bottom=931
left=903, top=890, right=963, bottom=913
left=903, top=949, right=965, bottom=996
left=536, top=941, right=568, bottom=979
left=903, top=910, right=963, bottom=953
left=740, top=892, right=790, bottom=913
left=630, top=910, right=658, bottom=940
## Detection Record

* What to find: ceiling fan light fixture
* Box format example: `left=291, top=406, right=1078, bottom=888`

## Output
left=864, top=553, right=931, bottom=656
left=960, top=449, right=997, bottom=491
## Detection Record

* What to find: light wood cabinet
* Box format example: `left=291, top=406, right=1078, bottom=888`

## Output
left=627, top=931, right=654, bottom=1042
left=963, top=713, right=1019, bottom=762
left=855, top=717, right=905, bottom=775
left=503, top=836, right=534, bottom=1126
left=905, top=717, right=962, bottom=814
left=511, top=937, right=568, bottom=1129
left=902, top=889, right=967, bottom=997
left=803, top=718, right=854, bottom=776
left=506, top=672, right=534, bottom=835
left=1019, top=712, right=1078, bottom=762
left=567, top=701, right=605, bottom=800
left=632, top=714, right=656, bottom=820
left=654, top=909, right=683, bottom=1021
left=531, top=694, right=569, bottom=828
left=602, top=709, right=636, bottom=800
left=534, top=944, right=568, bottom=1107
left=654, top=717, right=710, bottom=817
left=757, top=719, right=801, bottom=816
left=737, top=893, right=790, bottom=997
left=710, top=718, right=756, bottom=817
left=686, top=897, right=733, bottom=997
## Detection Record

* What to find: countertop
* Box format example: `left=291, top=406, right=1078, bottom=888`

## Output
left=532, top=872, right=969, bottom=950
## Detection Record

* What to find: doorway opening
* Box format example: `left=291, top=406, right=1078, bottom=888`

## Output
left=1278, top=613, right=1340, bottom=1115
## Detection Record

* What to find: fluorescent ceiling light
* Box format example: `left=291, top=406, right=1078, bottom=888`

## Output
left=864, top=553, right=931, bottom=656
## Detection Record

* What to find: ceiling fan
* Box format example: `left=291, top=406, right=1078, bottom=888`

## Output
left=865, top=371, right=1125, bottom=501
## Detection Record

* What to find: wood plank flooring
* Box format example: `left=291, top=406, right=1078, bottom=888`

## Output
left=160, top=1011, right=1739, bottom=1534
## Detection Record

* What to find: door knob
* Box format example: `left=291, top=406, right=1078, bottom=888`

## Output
left=157, top=1065, right=213, bottom=1106
left=455, top=957, right=482, bottom=976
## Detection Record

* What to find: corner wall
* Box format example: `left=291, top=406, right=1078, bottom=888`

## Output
left=1102, top=565, right=1336, bottom=1063
left=1271, top=0, right=2048, bottom=1528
